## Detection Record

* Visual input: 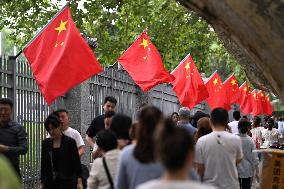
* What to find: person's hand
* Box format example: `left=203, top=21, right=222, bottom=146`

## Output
left=77, top=178, right=83, bottom=189
left=77, top=183, right=83, bottom=189
left=92, top=148, right=103, bottom=159
left=0, top=144, right=8, bottom=152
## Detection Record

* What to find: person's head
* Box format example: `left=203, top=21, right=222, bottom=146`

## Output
left=103, top=96, right=117, bottom=113
left=233, top=111, right=241, bottom=121
left=110, top=114, right=132, bottom=149
left=242, top=115, right=248, bottom=119
left=210, top=108, right=229, bottom=128
left=267, top=118, right=275, bottom=130
left=95, top=129, right=118, bottom=152
left=171, top=112, right=179, bottom=125
left=55, top=109, right=70, bottom=130
left=0, top=98, right=13, bottom=124
left=238, top=118, right=251, bottom=134
left=44, top=114, right=61, bottom=138
left=195, top=117, right=212, bottom=142
left=253, top=116, right=261, bottom=127
left=157, top=118, right=195, bottom=173
left=104, top=111, right=115, bottom=129
left=191, top=111, right=209, bottom=128
left=134, top=106, right=163, bottom=163
left=178, top=107, right=191, bottom=122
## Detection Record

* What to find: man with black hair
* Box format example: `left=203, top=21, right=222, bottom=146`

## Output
left=86, top=96, right=117, bottom=147
left=228, top=111, right=241, bottom=134
left=237, top=119, right=258, bottom=189
left=195, top=108, right=243, bottom=189
left=0, top=98, right=27, bottom=178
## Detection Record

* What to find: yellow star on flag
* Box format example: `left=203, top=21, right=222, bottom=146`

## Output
left=139, top=38, right=149, bottom=49
left=55, top=20, right=68, bottom=35
left=184, top=63, right=190, bottom=70
left=231, top=79, right=237, bottom=85
left=213, top=78, right=218, bottom=85
left=244, top=86, right=247, bottom=92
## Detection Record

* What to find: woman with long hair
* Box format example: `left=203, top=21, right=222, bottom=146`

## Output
left=194, top=117, right=212, bottom=142
left=115, top=106, right=164, bottom=189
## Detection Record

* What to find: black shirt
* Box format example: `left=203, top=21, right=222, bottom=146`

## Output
left=86, top=114, right=105, bottom=138
left=41, top=134, right=82, bottom=184
left=0, top=121, right=27, bottom=175
left=52, top=148, right=60, bottom=172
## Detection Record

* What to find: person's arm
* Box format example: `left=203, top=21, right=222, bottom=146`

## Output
left=87, top=159, right=100, bottom=189
left=78, top=146, right=85, bottom=157
left=86, top=119, right=98, bottom=147
left=92, top=147, right=103, bottom=159
left=70, top=140, right=83, bottom=189
left=195, top=163, right=205, bottom=178
left=40, top=140, right=48, bottom=187
left=5, top=125, right=27, bottom=155
left=75, top=131, right=85, bottom=157
left=236, top=138, right=243, bottom=164
left=86, top=135, right=94, bottom=148
left=194, top=140, right=205, bottom=179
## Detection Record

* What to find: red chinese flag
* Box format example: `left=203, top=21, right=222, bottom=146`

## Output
left=238, top=82, right=252, bottom=115
left=23, top=7, right=103, bottom=105
left=265, top=95, right=273, bottom=115
left=223, top=74, right=240, bottom=105
left=251, top=90, right=263, bottom=116
left=171, top=54, right=208, bottom=109
left=205, top=71, right=230, bottom=110
left=117, top=31, right=174, bottom=91
left=258, top=90, right=267, bottom=115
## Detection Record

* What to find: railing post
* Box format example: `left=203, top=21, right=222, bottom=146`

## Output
left=7, top=56, right=17, bottom=121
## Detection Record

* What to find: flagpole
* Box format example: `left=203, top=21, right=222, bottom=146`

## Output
left=170, top=52, right=191, bottom=74
left=223, top=73, right=235, bottom=83
left=15, top=3, right=69, bottom=58
left=205, top=70, right=218, bottom=84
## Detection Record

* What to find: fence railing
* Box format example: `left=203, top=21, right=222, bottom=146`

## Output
left=0, top=55, right=208, bottom=188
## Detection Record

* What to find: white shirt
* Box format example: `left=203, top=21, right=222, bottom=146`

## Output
left=228, top=121, right=239, bottom=135
left=136, top=180, right=216, bottom=189
left=63, top=127, right=85, bottom=148
left=195, top=131, right=243, bottom=189
left=87, top=149, right=121, bottom=189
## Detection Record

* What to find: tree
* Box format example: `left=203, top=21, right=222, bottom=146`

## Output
left=178, top=0, right=284, bottom=101
left=0, top=0, right=245, bottom=81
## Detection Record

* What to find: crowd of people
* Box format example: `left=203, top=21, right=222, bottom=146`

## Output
left=0, top=96, right=283, bottom=189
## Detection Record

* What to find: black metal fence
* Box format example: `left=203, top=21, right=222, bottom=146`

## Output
left=0, top=55, right=207, bottom=188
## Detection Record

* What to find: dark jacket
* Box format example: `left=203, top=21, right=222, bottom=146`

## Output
left=41, top=134, right=82, bottom=186
left=0, top=121, right=27, bottom=176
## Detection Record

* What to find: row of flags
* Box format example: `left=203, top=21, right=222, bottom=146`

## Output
left=22, top=6, right=273, bottom=116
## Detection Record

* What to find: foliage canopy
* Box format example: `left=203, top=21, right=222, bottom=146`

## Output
left=0, top=0, right=246, bottom=81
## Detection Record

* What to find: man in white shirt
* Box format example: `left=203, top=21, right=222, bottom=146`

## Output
left=195, top=108, right=243, bottom=189
left=228, top=111, right=241, bottom=134
left=56, top=109, right=85, bottom=157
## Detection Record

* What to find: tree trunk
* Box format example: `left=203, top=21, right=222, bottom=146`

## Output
left=178, top=0, right=284, bottom=101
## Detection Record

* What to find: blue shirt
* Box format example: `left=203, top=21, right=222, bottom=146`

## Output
left=237, top=134, right=258, bottom=178
left=177, top=121, right=197, bottom=136
left=115, top=144, right=200, bottom=189
left=115, top=144, right=163, bottom=189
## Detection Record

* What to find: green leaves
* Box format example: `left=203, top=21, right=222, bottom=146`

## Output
left=0, top=0, right=245, bottom=82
